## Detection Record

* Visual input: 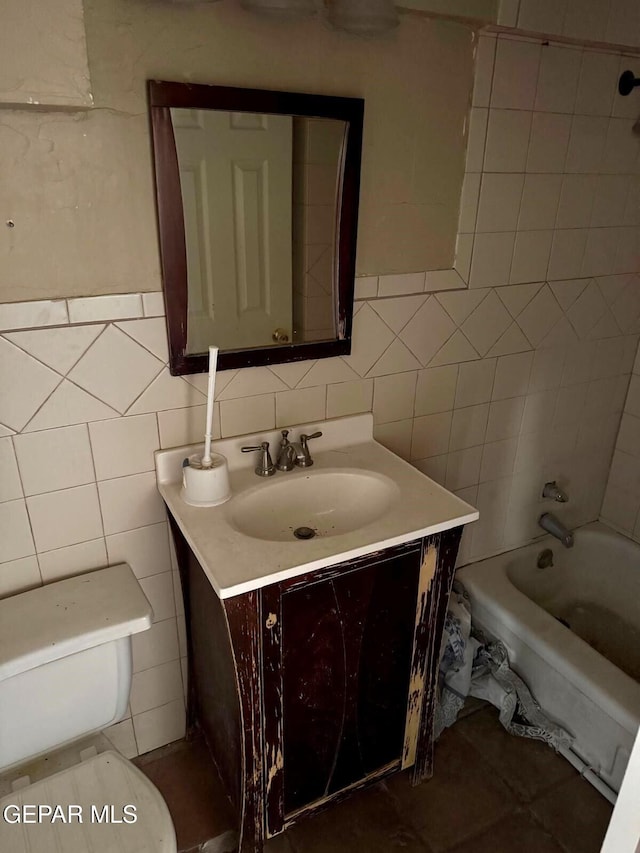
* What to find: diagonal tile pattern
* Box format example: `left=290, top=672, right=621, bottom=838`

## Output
left=68, top=326, right=164, bottom=414
left=6, top=325, right=104, bottom=376
left=0, top=338, right=61, bottom=431
left=401, top=297, right=456, bottom=366
left=462, top=291, right=513, bottom=355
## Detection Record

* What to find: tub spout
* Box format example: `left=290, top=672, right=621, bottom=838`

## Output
left=539, top=513, right=574, bottom=548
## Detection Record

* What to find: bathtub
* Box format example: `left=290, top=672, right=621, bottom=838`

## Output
left=456, top=522, right=640, bottom=801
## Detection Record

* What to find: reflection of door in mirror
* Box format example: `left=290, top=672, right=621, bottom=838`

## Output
left=171, top=108, right=293, bottom=353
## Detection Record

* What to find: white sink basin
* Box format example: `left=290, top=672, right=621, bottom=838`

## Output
left=229, top=468, right=400, bottom=541
left=155, top=413, right=479, bottom=598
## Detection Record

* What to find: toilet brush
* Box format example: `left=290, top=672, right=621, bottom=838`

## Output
left=181, top=346, right=231, bottom=506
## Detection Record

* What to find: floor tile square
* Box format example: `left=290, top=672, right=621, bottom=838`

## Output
left=529, top=775, right=613, bottom=853
left=286, top=784, right=430, bottom=853
left=135, top=737, right=235, bottom=852
left=456, top=707, right=576, bottom=803
left=449, top=811, right=564, bottom=853
left=385, top=725, right=516, bottom=852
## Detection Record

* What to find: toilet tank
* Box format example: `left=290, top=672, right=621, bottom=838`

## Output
left=0, top=564, right=153, bottom=772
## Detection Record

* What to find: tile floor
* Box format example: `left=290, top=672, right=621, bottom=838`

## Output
left=135, top=703, right=613, bottom=853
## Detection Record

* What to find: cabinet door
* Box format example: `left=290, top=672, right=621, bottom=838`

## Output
left=265, top=544, right=423, bottom=818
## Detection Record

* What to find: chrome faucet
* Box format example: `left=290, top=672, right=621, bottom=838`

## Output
left=539, top=513, right=574, bottom=548
left=275, top=430, right=297, bottom=472
left=542, top=481, right=568, bottom=502
left=241, top=441, right=276, bottom=477
left=290, top=431, right=323, bottom=468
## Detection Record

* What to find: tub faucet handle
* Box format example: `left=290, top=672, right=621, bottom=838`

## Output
left=542, top=481, right=568, bottom=502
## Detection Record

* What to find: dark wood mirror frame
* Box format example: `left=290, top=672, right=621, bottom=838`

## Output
left=148, top=80, right=364, bottom=375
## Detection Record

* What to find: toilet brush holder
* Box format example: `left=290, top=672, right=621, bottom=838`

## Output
left=181, top=452, right=231, bottom=507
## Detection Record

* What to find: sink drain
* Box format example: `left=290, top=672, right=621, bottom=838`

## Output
left=293, top=526, right=316, bottom=540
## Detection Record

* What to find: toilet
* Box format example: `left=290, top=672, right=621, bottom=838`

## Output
left=0, top=563, right=177, bottom=852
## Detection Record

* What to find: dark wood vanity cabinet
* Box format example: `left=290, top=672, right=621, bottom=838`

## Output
left=169, top=518, right=463, bottom=853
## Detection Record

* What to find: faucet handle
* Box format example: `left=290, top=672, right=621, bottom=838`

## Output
left=295, top=431, right=323, bottom=468
left=241, top=441, right=276, bottom=477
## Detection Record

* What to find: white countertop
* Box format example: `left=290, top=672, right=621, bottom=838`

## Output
left=156, top=414, right=479, bottom=599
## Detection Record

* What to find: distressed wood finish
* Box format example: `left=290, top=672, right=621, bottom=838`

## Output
left=412, top=526, right=463, bottom=784
left=261, top=583, right=285, bottom=838
left=264, top=543, right=422, bottom=817
left=168, top=519, right=464, bottom=853
left=224, top=592, right=265, bottom=853
left=403, top=540, right=437, bottom=770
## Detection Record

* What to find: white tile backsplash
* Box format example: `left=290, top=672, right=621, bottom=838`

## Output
left=27, top=484, right=103, bottom=552
left=133, top=699, right=185, bottom=755
left=0, top=500, right=36, bottom=564
left=38, top=538, right=108, bottom=583
left=14, top=425, right=95, bottom=496
left=132, top=618, right=180, bottom=674
left=105, top=522, right=172, bottom=580
left=0, top=438, right=22, bottom=503
left=69, top=326, right=163, bottom=414
left=89, top=414, right=159, bottom=480
left=0, top=338, right=61, bottom=432
left=0, top=299, right=68, bottom=332
left=98, top=472, right=166, bottom=536
left=326, top=379, right=374, bottom=419
left=68, top=293, right=144, bottom=324
left=0, top=556, right=41, bottom=598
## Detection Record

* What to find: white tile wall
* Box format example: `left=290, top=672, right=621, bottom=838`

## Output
left=0, top=26, right=638, bottom=761
left=513, top=0, right=640, bottom=48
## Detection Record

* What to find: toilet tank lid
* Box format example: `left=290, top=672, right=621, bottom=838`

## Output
left=0, top=564, right=153, bottom=682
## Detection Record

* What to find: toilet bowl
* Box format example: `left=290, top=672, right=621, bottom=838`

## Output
left=0, top=564, right=178, bottom=853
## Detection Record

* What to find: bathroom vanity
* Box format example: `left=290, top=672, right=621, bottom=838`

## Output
left=156, top=415, right=478, bottom=852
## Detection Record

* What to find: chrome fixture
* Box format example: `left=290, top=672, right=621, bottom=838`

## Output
left=276, top=430, right=297, bottom=472
left=241, top=441, right=276, bottom=477
left=542, top=480, right=568, bottom=502
left=619, top=70, right=640, bottom=96
left=539, top=513, right=574, bottom=548
left=291, top=431, right=323, bottom=467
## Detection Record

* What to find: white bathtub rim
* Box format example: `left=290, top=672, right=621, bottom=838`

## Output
left=457, top=522, right=640, bottom=737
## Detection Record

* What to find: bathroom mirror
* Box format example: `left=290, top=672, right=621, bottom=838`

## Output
left=148, top=81, right=364, bottom=374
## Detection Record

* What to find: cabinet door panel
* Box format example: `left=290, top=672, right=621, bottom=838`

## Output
left=356, top=551, right=420, bottom=774
left=280, top=546, right=421, bottom=814
left=281, top=581, right=346, bottom=812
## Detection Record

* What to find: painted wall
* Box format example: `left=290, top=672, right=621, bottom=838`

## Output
left=0, top=0, right=473, bottom=304
left=0, top=0, right=92, bottom=108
